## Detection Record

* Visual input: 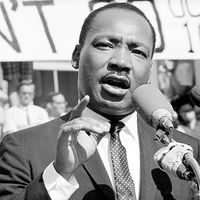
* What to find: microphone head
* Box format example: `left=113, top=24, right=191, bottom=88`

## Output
left=190, top=85, right=200, bottom=108
left=132, top=84, right=174, bottom=129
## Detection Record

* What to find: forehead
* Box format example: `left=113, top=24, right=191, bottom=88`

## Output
left=87, top=8, right=153, bottom=45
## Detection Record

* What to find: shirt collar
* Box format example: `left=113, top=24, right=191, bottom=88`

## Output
left=18, top=101, right=34, bottom=109
left=82, top=107, right=138, bottom=138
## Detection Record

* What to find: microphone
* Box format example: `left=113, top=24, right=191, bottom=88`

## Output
left=132, top=84, right=174, bottom=142
left=190, top=85, right=200, bottom=108
left=154, top=141, right=195, bottom=181
left=133, top=85, right=200, bottom=193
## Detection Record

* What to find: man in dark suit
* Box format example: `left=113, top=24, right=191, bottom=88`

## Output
left=0, top=2, right=200, bottom=200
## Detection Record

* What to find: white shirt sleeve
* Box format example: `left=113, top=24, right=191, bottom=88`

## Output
left=43, top=162, right=79, bottom=200
left=3, top=109, right=17, bottom=134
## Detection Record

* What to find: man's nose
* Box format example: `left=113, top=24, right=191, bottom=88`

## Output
left=108, top=47, right=132, bottom=72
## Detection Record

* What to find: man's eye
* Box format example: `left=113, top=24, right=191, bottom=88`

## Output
left=94, top=42, right=113, bottom=50
left=131, top=49, right=147, bottom=58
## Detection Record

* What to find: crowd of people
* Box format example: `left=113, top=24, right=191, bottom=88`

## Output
left=0, top=71, right=72, bottom=140
left=171, top=94, right=200, bottom=139
left=0, top=2, right=200, bottom=200
left=157, top=59, right=200, bottom=140
left=1, top=64, right=199, bottom=141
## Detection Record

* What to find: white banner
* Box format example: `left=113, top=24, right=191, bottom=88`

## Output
left=0, top=0, right=200, bottom=61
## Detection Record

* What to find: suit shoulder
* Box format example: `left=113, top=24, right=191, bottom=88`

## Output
left=1, top=112, right=70, bottom=147
left=173, top=129, right=200, bottom=143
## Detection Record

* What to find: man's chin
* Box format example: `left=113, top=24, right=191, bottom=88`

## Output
left=98, top=101, right=134, bottom=117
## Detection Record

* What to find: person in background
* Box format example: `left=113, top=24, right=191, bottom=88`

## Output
left=45, top=91, right=72, bottom=120
left=157, top=60, right=195, bottom=101
left=3, top=80, right=49, bottom=135
left=0, top=2, right=200, bottom=200
left=171, top=94, right=200, bottom=139
left=174, top=60, right=195, bottom=95
left=1, top=62, right=33, bottom=107
left=0, top=64, right=8, bottom=140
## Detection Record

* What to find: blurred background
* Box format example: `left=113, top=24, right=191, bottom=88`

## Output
left=0, top=0, right=200, bottom=139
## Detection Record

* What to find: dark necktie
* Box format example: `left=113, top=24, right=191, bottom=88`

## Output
left=110, top=121, right=136, bottom=200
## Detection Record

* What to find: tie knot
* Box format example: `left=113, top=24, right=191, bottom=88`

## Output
left=110, top=121, right=125, bottom=137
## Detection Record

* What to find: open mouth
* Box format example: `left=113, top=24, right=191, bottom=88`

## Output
left=102, top=74, right=130, bottom=89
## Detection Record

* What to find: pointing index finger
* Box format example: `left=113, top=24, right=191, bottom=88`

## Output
left=70, top=95, right=90, bottom=120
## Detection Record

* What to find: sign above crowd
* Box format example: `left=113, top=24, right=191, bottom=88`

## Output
left=0, top=0, right=200, bottom=61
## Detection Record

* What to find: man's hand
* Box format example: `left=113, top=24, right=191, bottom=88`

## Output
left=54, top=95, right=110, bottom=180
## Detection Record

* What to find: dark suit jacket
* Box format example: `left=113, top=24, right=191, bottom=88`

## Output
left=0, top=112, right=200, bottom=200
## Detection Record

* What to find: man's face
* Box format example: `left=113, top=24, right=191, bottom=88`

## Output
left=51, top=94, right=66, bottom=116
left=18, top=85, right=35, bottom=106
left=76, top=8, right=153, bottom=116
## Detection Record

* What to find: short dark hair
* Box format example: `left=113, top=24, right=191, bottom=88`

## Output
left=79, top=2, right=156, bottom=56
left=17, top=79, right=35, bottom=91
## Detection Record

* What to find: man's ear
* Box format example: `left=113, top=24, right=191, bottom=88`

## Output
left=71, top=44, right=81, bottom=69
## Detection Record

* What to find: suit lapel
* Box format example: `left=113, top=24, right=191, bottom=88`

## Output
left=56, top=112, right=195, bottom=199
left=60, top=112, right=161, bottom=199
left=83, top=150, right=113, bottom=187
left=73, top=151, right=115, bottom=200
left=59, top=112, right=115, bottom=199
left=137, top=115, right=160, bottom=200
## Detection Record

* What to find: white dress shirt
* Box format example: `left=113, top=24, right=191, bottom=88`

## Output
left=3, top=104, right=49, bottom=134
left=43, top=107, right=140, bottom=200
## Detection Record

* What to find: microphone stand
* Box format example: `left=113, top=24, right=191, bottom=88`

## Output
left=156, top=128, right=200, bottom=200
left=184, top=153, right=200, bottom=200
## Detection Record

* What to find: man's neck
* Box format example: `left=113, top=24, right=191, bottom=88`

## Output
left=87, top=103, right=134, bottom=121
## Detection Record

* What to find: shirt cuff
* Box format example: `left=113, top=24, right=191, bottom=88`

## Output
left=43, top=161, right=79, bottom=200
